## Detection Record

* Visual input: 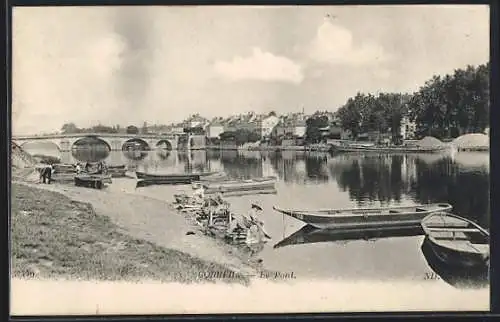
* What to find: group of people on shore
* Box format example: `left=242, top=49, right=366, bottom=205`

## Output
left=75, top=161, right=108, bottom=175
left=37, top=160, right=109, bottom=184
left=190, top=184, right=270, bottom=244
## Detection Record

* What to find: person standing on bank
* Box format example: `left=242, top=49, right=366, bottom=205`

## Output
left=46, top=163, right=54, bottom=184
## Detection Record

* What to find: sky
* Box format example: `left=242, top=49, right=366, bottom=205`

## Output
left=12, top=5, right=489, bottom=135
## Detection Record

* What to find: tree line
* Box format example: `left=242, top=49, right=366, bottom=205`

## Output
left=60, top=62, right=489, bottom=144
left=334, top=62, right=489, bottom=142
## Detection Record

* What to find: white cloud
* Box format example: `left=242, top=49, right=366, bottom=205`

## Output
left=308, top=20, right=390, bottom=66
left=214, top=47, right=304, bottom=84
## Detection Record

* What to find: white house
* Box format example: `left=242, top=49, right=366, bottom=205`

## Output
left=207, top=121, right=225, bottom=139
left=400, top=116, right=416, bottom=140
left=259, top=115, right=280, bottom=139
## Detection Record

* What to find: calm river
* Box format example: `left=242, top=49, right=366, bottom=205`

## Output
left=22, top=143, right=490, bottom=288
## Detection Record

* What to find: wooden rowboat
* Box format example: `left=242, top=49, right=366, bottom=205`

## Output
left=135, top=171, right=220, bottom=181
left=420, top=236, right=489, bottom=288
left=272, top=203, right=453, bottom=230
left=421, top=212, right=489, bottom=268
left=273, top=225, right=423, bottom=249
left=203, top=177, right=277, bottom=194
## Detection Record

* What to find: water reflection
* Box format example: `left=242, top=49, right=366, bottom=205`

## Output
left=71, top=149, right=109, bottom=162
left=62, top=149, right=490, bottom=228
left=122, top=150, right=149, bottom=161
left=274, top=225, right=424, bottom=249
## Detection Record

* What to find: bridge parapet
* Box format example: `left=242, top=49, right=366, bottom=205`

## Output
left=13, top=132, right=184, bottom=152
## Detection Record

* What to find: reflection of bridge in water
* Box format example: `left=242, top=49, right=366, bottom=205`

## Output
left=12, top=133, right=207, bottom=152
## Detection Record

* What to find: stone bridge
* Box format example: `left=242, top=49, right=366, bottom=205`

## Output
left=12, top=133, right=207, bottom=152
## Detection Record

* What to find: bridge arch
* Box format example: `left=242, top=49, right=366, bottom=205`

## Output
left=18, top=140, right=61, bottom=152
left=155, top=139, right=173, bottom=151
left=122, top=138, right=151, bottom=151
left=72, top=135, right=112, bottom=152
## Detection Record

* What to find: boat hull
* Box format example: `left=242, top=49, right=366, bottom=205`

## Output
left=136, top=171, right=201, bottom=182
left=333, top=145, right=448, bottom=153
left=74, top=175, right=108, bottom=189
left=203, top=177, right=276, bottom=194
left=425, top=238, right=487, bottom=268
left=273, top=203, right=453, bottom=230
left=421, top=213, right=489, bottom=269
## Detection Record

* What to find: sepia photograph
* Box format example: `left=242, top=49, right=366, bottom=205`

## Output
left=10, top=4, right=490, bottom=315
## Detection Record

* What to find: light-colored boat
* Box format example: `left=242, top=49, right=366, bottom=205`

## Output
left=203, top=177, right=277, bottom=194
left=421, top=212, right=489, bottom=268
left=272, top=203, right=453, bottom=229
left=333, top=144, right=448, bottom=153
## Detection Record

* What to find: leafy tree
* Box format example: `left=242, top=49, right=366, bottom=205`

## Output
left=61, top=123, right=80, bottom=134
left=126, top=125, right=139, bottom=134
left=407, top=62, right=489, bottom=139
left=305, top=115, right=329, bottom=143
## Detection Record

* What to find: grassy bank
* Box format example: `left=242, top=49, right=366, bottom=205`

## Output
left=11, top=183, right=248, bottom=284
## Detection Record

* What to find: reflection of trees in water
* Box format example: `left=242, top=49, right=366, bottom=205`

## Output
left=411, top=159, right=489, bottom=228
left=217, top=150, right=263, bottom=179
left=72, top=149, right=109, bottom=162
left=267, top=152, right=329, bottom=183
left=331, top=155, right=409, bottom=205
left=182, top=151, right=209, bottom=173
left=156, top=150, right=171, bottom=160
left=122, top=150, right=149, bottom=161
left=305, top=154, right=329, bottom=182
left=329, top=154, right=489, bottom=225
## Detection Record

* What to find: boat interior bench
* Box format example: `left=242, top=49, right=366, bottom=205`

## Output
left=432, top=231, right=470, bottom=240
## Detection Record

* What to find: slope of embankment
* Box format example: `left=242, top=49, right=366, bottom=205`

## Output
left=10, top=142, right=250, bottom=284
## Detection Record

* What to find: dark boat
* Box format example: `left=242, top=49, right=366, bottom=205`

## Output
left=421, top=236, right=489, bottom=289
left=74, top=174, right=110, bottom=189
left=273, top=225, right=424, bottom=249
left=420, top=212, right=489, bottom=269
left=135, top=171, right=220, bottom=181
left=272, top=203, right=453, bottom=230
left=108, top=164, right=126, bottom=170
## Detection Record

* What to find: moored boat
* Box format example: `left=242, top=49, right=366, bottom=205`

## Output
left=272, top=203, right=453, bottom=230
left=202, top=176, right=277, bottom=194
left=332, top=145, right=448, bottom=153
left=420, top=212, right=489, bottom=268
left=135, top=170, right=219, bottom=181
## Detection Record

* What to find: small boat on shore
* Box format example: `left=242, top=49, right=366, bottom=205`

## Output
left=272, top=203, right=453, bottom=230
left=74, top=174, right=111, bottom=189
left=203, top=177, right=277, bottom=194
left=421, top=212, right=489, bottom=268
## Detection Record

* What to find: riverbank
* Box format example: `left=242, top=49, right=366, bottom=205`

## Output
left=11, top=182, right=253, bottom=284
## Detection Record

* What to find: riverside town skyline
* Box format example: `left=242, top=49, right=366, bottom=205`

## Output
left=11, top=5, right=490, bottom=315
left=12, top=5, right=488, bottom=136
